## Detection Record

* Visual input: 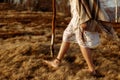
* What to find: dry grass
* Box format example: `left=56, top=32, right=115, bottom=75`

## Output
left=0, top=11, right=120, bottom=80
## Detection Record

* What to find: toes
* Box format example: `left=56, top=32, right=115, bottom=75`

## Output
left=42, top=60, right=59, bottom=68
left=90, top=70, right=105, bottom=78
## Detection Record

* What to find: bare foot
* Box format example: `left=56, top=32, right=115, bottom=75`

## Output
left=43, top=58, right=61, bottom=68
left=90, top=70, right=105, bottom=78
left=82, top=69, right=104, bottom=77
left=88, top=70, right=105, bottom=78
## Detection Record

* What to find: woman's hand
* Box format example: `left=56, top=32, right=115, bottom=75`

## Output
left=80, top=23, right=87, bottom=42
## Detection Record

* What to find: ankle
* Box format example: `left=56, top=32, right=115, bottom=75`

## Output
left=54, top=58, right=61, bottom=64
left=89, top=69, right=96, bottom=74
left=56, top=58, right=61, bottom=62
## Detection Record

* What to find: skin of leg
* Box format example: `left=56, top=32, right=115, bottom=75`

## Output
left=55, top=23, right=87, bottom=62
left=80, top=46, right=95, bottom=72
left=43, top=41, right=70, bottom=68
left=56, top=41, right=70, bottom=60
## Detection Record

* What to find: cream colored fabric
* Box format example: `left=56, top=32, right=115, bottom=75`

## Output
left=69, top=0, right=109, bottom=27
left=62, top=0, right=115, bottom=48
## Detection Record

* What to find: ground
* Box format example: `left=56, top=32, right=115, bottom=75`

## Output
left=0, top=10, right=120, bottom=80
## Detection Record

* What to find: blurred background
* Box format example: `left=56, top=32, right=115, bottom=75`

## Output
left=0, top=0, right=120, bottom=18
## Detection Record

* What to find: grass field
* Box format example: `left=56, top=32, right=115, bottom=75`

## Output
left=0, top=10, right=120, bottom=80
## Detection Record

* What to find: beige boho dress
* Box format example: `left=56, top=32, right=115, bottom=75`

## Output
left=62, top=0, right=115, bottom=48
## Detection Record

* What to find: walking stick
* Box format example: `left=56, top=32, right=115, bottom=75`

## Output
left=115, top=0, right=118, bottom=22
left=50, top=0, right=56, bottom=57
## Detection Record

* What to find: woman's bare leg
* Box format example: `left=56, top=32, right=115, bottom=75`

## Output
left=44, top=41, right=70, bottom=68
left=56, top=42, right=70, bottom=60
left=80, top=46, right=95, bottom=73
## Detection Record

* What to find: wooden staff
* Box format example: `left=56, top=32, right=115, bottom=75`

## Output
left=115, top=0, right=118, bottom=22
left=51, top=0, right=56, bottom=57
